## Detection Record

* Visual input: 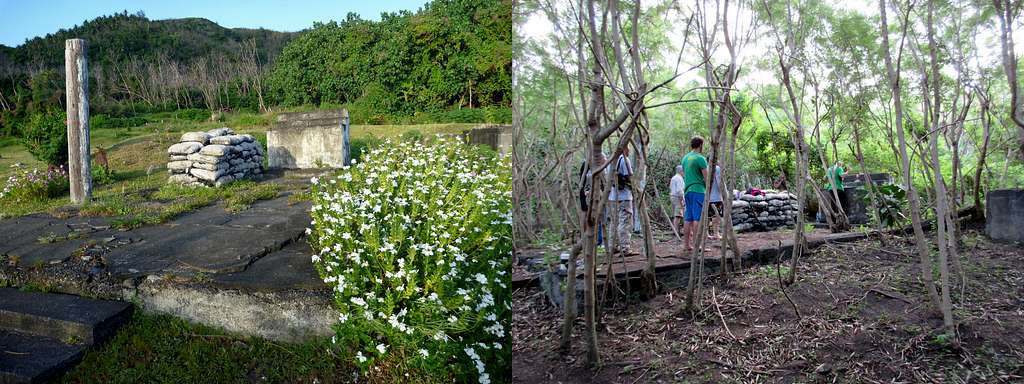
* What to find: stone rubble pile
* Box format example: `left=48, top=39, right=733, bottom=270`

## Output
left=730, top=190, right=800, bottom=232
left=166, top=127, right=264, bottom=187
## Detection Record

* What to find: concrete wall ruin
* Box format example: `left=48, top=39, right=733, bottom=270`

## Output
left=462, top=125, right=512, bottom=154
left=267, top=110, right=349, bottom=169
left=986, top=188, right=1024, bottom=243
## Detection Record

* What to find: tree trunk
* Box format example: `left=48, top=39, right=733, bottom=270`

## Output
left=880, top=0, right=941, bottom=311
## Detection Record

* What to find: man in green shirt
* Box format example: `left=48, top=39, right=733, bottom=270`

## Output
left=825, top=161, right=848, bottom=214
left=681, top=136, right=709, bottom=252
left=825, top=161, right=845, bottom=191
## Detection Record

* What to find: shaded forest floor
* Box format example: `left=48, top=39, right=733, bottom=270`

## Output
left=513, top=223, right=1024, bottom=383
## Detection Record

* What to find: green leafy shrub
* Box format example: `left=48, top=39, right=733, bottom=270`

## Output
left=400, top=129, right=423, bottom=143
left=349, top=135, right=383, bottom=163
left=0, top=164, right=69, bottom=202
left=308, top=137, right=511, bottom=383
left=91, top=164, right=117, bottom=186
left=230, top=114, right=270, bottom=127
left=865, top=183, right=908, bottom=228
left=20, top=109, right=68, bottom=166
left=174, top=108, right=211, bottom=122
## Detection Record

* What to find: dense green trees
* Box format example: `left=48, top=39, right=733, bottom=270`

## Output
left=268, top=0, right=511, bottom=113
left=0, top=0, right=512, bottom=153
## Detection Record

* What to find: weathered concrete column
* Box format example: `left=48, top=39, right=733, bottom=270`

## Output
left=65, top=38, right=91, bottom=204
left=341, top=108, right=350, bottom=166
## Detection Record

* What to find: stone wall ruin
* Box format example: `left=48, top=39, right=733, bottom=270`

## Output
left=731, top=191, right=800, bottom=232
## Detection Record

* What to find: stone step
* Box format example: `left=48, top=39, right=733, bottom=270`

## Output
left=0, top=288, right=132, bottom=345
left=0, top=329, right=88, bottom=384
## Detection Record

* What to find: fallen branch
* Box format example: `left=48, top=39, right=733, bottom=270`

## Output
left=775, top=240, right=802, bottom=321
left=867, top=288, right=913, bottom=303
left=711, top=286, right=738, bottom=340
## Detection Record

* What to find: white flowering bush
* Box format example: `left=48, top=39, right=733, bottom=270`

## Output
left=308, top=136, right=511, bottom=383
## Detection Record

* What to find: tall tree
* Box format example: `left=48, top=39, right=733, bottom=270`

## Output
left=878, top=0, right=942, bottom=311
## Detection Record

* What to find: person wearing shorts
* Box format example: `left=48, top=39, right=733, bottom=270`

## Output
left=669, top=165, right=685, bottom=235
left=681, top=136, right=708, bottom=252
left=708, top=165, right=723, bottom=240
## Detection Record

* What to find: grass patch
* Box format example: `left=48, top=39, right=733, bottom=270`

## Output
left=18, top=281, right=55, bottom=293
left=37, top=231, right=85, bottom=244
left=350, top=123, right=479, bottom=140
left=61, top=312, right=355, bottom=383
left=61, top=312, right=441, bottom=383
left=1, top=111, right=480, bottom=219
left=224, top=182, right=281, bottom=212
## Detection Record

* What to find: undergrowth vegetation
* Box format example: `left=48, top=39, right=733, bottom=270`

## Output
left=77, top=179, right=282, bottom=229
left=308, top=137, right=512, bottom=383
left=0, top=164, right=69, bottom=203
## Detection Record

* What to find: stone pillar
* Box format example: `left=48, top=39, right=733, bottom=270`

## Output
left=65, top=38, right=91, bottom=204
left=985, top=189, right=1024, bottom=243
left=341, top=109, right=350, bottom=166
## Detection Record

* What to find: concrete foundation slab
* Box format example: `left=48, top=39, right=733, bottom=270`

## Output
left=0, top=287, right=132, bottom=345
left=212, top=240, right=323, bottom=292
left=132, top=283, right=335, bottom=343
left=0, top=330, right=88, bottom=384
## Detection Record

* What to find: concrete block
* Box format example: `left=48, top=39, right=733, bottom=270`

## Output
left=267, top=109, right=348, bottom=169
left=986, top=189, right=1024, bottom=243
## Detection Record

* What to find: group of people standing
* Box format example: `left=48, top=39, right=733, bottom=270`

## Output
left=584, top=135, right=853, bottom=256
left=669, top=136, right=721, bottom=252
left=599, top=136, right=720, bottom=254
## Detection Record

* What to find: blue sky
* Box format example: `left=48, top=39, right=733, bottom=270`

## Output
left=0, top=0, right=429, bottom=47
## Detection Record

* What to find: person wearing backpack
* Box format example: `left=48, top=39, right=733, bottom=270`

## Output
left=608, top=146, right=633, bottom=253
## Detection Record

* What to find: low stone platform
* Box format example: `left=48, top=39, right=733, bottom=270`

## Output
left=0, top=172, right=334, bottom=343
left=0, top=330, right=88, bottom=384
left=0, top=288, right=132, bottom=383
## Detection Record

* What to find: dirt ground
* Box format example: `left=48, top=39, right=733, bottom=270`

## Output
left=513, top=223, right=1024, bottom=383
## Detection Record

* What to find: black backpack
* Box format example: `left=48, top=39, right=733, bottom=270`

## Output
left=616, top=156, right=632, bottom=190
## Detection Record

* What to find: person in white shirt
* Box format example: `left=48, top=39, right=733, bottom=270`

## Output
left=608, top=146, right=633, bottom=253
left=669, top=165, right=685, bottom=235
left=708, top=165, right=722, bottom=240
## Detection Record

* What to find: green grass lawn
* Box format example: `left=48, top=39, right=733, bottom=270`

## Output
left=60, top=311, right=437, bottom=384
left=0, top=110, right=490, bottom=219
left=351, top=123, right=480, bottom=140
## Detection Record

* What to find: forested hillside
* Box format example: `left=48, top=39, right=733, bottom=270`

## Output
left=0, top=0, right=511, bottom=143
left=0, top=12, right=294, bottom=68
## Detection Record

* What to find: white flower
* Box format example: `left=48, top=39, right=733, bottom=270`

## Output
left=311, top=176, right=319, bottom=184
left=356, top=351, right=367, bottom=363
left=419, top=349, right=429, bottom=357
left=376, top=343, right=387, bottom=354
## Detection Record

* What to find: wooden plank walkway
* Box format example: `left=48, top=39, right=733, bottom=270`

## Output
left=513, top=229, right=868, bottom=289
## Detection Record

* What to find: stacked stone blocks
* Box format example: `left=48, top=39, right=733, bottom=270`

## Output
left=731, top=191, right=800, bottom=232
left=166, top=127, right=264, bottom=187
